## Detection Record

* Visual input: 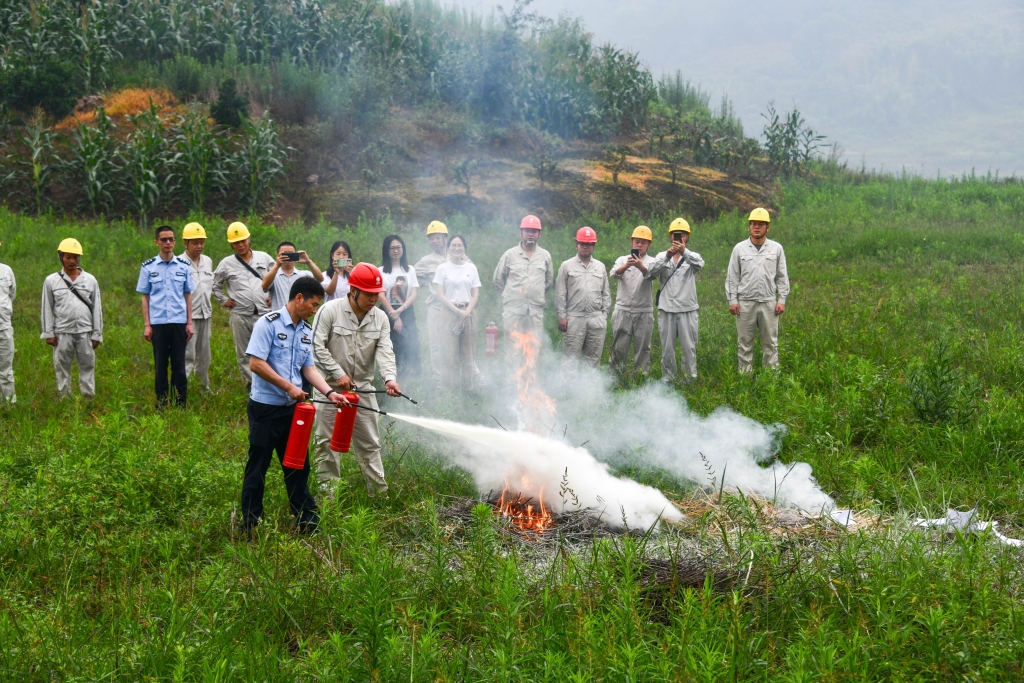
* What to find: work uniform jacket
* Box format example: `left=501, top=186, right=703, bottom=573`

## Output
left=725, top=239, right=789, bottom=305
left=610, top=254, right=656, bottom=313
left=555, top=255, right=610, bottom=319
left=40, top=270, right=103, bottom=342
left=310, top=296, right=398, bottom=389
left=0, top=264, right=15, bottom=332
left=414, top=252, right=447, bottom=309
left=649, top=249, right=704, bottom=313
left=212, top=251, right=275, bottom=316
left=180, top=253, right=214, bottom=320
left=492, top=245, right=554, bottom=317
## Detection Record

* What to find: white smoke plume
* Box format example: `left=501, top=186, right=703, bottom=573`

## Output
left=390, top=414, right=684, bottom=529
left=546, top=363, right=836, bottom=514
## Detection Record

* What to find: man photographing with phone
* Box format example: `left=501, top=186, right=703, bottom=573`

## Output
left=263, top=242, right=324, bottom=310
left=649, top=218, right=704, bottom=382
left=610, top=226, right=656, bottom=375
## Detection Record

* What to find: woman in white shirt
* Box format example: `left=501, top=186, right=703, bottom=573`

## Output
left=432, top=235, right=480, bottom=390
left=380, top=235, right=422, bottom=377
left=322, top=240, right=353, bottom=302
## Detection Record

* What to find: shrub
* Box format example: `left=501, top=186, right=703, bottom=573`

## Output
left=0, top=59, right=82, bottom=119
left=212, top=79, right=248, bottom=128
left=908, top=339, right=981, bottom=425
left=162, top=54, right=207, bottom=100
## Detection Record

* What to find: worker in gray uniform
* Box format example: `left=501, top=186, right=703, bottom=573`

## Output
left=493, top=214, right=554, bottom=357
left=413, top=220, right=451, bottom=383
left=555, top=226, right=610, bottom=379
left=310, top=263, right=401, bottom=496
left=610, top=226, right=657, bottom=374
left=726, top=208, right=790, bottom=373
left=648, top=218, right=704, bottom=382
left=41, top=238, right=103, bottom=399
left=180, top=222, right=214, bottom=391
left=212, top=221, right=275, bottom=386
left=0, top=244, right=16, bottom=404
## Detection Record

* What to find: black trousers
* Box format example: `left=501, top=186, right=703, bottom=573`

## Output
left=151, top=323, right=188, bottom=406
left=240, top=400, right=319, bottom=532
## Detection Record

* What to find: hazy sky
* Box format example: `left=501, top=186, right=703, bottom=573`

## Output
left=453, top=0, right=1023, bottom=176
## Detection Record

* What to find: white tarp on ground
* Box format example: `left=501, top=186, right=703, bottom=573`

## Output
left=913, top=508, right=1024, bottom=548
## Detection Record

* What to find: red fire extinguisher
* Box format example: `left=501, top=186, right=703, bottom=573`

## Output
left=282, top=401, right=316, bottom=469
left=485, top=321, right=499, bottom=357
left=329, top=392, right=360, bottom=453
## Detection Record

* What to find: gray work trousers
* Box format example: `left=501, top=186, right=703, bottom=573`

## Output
left=313, top=394, right=387, bottom=495
left=185, top=317, right=212, bottom=389
left=230, top=313, right=261, bottom=384
left=658, top=310, right=698, bottom=381
left=427, top=304, right=444, bottom=383
left=53, top=333, right=96, bottom=398
left=502, top=310, right=545, bottom=369
left=610, top=309, right=654, bottom=373
left=736, top=300, right=780, bottom=373
left=0, top=328, right=15, bottom=403
left=439, top=307, right=476, bottom=391
left=561, top=314, right=607, bottom=379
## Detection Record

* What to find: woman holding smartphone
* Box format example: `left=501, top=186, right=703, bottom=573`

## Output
left=432, top=235, right=480, bottom=391
left=322, top=241, right=353, bottom=302
left=380, top=235, right=421, bottom=377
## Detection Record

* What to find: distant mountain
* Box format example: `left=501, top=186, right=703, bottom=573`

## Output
left=455, top=0, right=1024, bottom=176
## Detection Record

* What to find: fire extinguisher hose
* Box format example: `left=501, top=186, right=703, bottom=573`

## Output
left=348, top=388, right=419, bottom=404
left=308, top=398, right=389, bottom=416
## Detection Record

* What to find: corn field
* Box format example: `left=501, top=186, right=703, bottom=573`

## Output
left=0, top=102, right=289, bottom=223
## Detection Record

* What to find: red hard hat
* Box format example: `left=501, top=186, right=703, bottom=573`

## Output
left=520, top=214, right=542, bottom=230
left=347, top=262, right=386, bottom=293
left=575, top=226, right=597, bottom=243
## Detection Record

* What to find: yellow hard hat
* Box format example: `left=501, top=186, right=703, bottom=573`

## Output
left=748, top=207, right=771, bottom=223
left=226, top=221, right=251, bottom=243
left=182, top=222, right=206, bottom=240
left=57, top=238, right=83, bottom=255
left=426, top=220, right=448, bottom=236
left=668, top=218, right=691, bottom=234
left=631, top=225, right=653, bottom=241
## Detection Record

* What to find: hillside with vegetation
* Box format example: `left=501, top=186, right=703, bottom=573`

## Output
left=0, top=0, right=826, bottom=227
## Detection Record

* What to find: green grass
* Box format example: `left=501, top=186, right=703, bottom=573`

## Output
left=2, top=174, right=1024, bottom=679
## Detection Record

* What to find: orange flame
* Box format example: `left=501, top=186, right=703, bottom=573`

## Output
left=509, top=330, right=556, bottom=432
left=494, top=477, right=552, bottom=532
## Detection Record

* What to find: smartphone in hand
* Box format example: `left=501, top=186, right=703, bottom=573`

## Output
left=283, top=252, right=302, bottom=261
left=631, top=248, right=640, bottom=258
left=334, top=258, right=352, bottom=268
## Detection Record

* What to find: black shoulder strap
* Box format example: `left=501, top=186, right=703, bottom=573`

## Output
left=59, top=273, right=94, bottom=313
left=235, top=254, right=263, bottom=280
left=655, top=256, right=687, bottom=306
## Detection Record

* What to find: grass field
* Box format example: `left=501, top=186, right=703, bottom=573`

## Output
left=2, top=173, right=1024, bottom=680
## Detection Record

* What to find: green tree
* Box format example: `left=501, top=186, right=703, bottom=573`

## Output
left=211, top=79, right=248, bottom=129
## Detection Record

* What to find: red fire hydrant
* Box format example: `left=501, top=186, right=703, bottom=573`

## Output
left=283, top=401, right=316, bottom=469
left=485, top=321, right=499, bottom=357
left=329, top=392, right=360, bottom=453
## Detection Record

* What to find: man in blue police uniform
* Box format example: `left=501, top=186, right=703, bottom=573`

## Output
left=137, top=225, right=195, bottom=407
left=241, top=277, right=346, bottom=536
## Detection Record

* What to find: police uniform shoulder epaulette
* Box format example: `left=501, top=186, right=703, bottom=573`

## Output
left=143, top=256, right=157, bottom=266
left=265, top=312, right=281, bottom=321
left=176, top=256, right=191, bottom=265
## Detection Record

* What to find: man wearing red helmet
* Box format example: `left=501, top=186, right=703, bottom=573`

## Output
left=555, top=227, right=610, bottom=379
left=309, top=262, right=401, bottom=496
left=493, top=215, right=554, bottom=354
